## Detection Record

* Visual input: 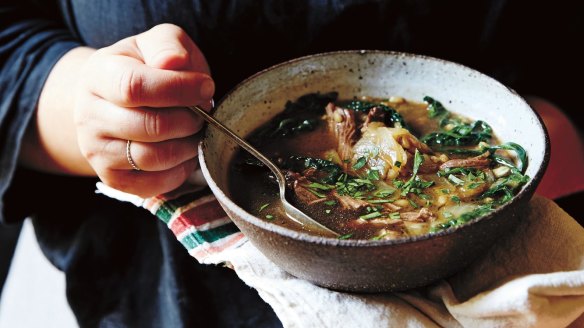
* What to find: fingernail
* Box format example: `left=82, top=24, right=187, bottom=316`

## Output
left=200, top=79, right=215, bottom=100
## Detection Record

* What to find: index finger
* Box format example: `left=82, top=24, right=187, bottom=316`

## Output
left=87, top=54, right=215, bottom=108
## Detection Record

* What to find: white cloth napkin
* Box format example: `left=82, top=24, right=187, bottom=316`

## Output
left=218, top=194, right=584, bottom=328
left=98, top=179, right=584, bottom=327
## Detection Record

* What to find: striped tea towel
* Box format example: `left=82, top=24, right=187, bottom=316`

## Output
left=96, top=181, right=247, bottom=264
left=96, top=180, right=584, bottom=327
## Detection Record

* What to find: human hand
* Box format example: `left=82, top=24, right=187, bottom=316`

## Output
left=74, top=24, right=214, bottom=197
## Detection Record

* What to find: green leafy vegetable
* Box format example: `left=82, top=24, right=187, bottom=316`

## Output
left=488, top=142, right=528, bottom=173
left=269, top=118, right=318, bottom=138
left=432, top=204, right=494, bottom=231
left=435, top=142, right=528, bottom=174
left=422, top=119, right=493, bottom=147
left=253, top=92, right=338, bottom=141
left=283, top=92, right=339, bottom=114
left=340, top=100, right=408, bottom=129
left=283, top=156, right=343, bottom=184
left=424, top=96, right=448, bottom=118
left=422, top=96, right=493, bottom=147
left=481, top=172, right=530, bottom=204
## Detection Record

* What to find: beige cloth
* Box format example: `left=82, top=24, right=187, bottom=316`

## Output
left=219, top=195, right=584, bottom=327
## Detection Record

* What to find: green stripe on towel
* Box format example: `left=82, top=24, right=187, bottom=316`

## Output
left=156, top=205, right=174, bottom=223
left=156, top=189, right=213, bottom=223
left=179, top=222, right=240, bottom=249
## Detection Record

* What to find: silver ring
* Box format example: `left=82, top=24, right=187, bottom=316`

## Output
left=126, top=140, right=141, bottom=171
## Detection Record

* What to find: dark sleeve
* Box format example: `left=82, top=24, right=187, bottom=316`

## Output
left=0, top=1, right=81, bottom=223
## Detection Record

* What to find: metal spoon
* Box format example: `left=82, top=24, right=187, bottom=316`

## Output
left=189, top=105, right=340, bottom=237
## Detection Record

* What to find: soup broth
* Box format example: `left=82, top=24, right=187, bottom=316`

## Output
left=228, top=93, right=529, bottom=240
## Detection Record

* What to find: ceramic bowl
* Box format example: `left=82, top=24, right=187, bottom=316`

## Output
left=198, top=50, right=549, bottom=292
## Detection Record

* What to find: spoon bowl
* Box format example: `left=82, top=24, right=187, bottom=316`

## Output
left=188, top=105, right=339, bottom=237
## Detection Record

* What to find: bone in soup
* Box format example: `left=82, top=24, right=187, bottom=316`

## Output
left=228, top=93, right=529, bottom=240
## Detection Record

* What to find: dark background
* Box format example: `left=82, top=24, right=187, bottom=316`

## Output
left=2, top=0, right=583, bottom=298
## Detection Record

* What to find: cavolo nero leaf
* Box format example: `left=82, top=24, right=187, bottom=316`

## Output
left=421, top=96, right=493, bottom=147
left=253, top=92, right=338, bottom=141
left=423, top=96, right=448, bottom=118
left=341, top=100, right=408, bottom=129
left=282, top=156, right=343, bottom=184
left=421, top=119, right=493, bottom=147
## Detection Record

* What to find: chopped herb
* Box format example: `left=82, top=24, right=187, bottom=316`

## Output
left=259, top=203, right=270, bottom=212
left=408, top=199, right=419, bottom=208
left=369, top=199, right=394, bottom=204
left=359, top=211, right=383, bottom=220
left=338, top=233, right=353, bottom=240
left=374, top=188, right=395, bottom=198
left=389, top=212, right=401, bottom=220
left=394, top=161, right=402, bottom=168
left=265, top=214, right=275, bottom=220
left=307, top=182, right=335, bottom=190
left=467, top=182, right=483, bottom=189
left=371, top=233, right=391, bottom=240
left=306, top=188, right=327, bottom=198
left=441, top=189, right=451, bottom=194
left=353, top=156, right=367, bottom=170
left=451, top=196, right=461, bottom=204
left=323, top=200, right=337, bottom=206
left=399, top=149, right=434, bottom=196
left=448, top=174, right=465, bottom=185
left=367, top=169, right=380, bottom=181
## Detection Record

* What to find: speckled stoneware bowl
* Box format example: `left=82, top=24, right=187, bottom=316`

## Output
left=198, top=50, right=549, bottom=292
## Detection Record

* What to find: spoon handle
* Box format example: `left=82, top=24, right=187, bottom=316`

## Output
left=188, top=105, right=339, bottom=237
left=188, top=105, right=284, bottom=182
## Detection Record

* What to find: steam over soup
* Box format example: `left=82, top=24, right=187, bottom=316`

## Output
left=228, top=93, right=529, bottom=240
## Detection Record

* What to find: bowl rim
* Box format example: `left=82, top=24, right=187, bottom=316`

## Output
left=199, top=49, right=551, bottom=247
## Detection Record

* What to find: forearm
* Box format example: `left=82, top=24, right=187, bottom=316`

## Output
left=19, top=47, right=97, bottom=176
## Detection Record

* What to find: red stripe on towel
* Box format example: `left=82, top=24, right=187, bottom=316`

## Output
left=190, top=232, right=247, bottom=261
left=169, top=200, right=227, bottom=235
